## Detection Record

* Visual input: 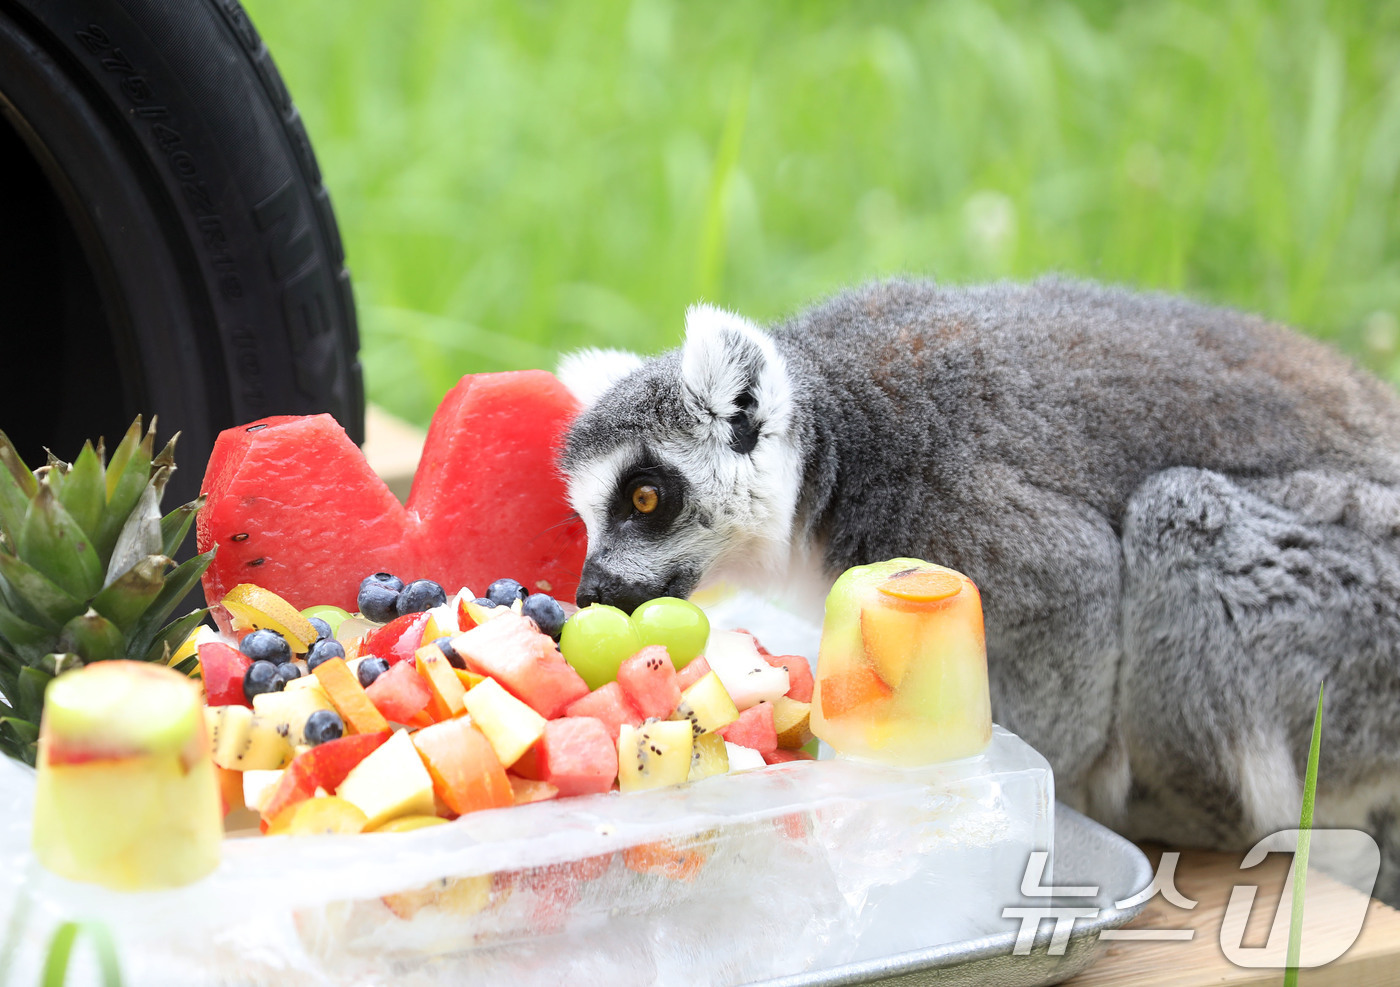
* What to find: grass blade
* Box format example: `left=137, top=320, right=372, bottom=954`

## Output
left=40, top=920, right=123, bottom=987
left=1284, top=681, right=1325, bottom=985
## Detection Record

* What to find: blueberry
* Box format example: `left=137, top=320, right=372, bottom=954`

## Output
left=307, top=617, right=333, bottom=643
left=358, top=581, right=401, bottom=623
left=364, top=572, right=405, bottom=593
left=473, top=597, right=498, bottom=609
left=241, top=628, right=292, bottom=665
left=306, top=638, right=346, bottom=671
left=304, top=709, right=344, bottom=746
left=522, top=593, right=566, bottom=640
left=486, top=578, right=528, bottom=607
left=432, top=636, right=466, bottom=669
left=243, top=660, right=283, bottom=702
left=396, top=579, right=447, bottom=616
left=275, top=663, right=303, bottom=687
left=357, top=656, right=390, bottom=688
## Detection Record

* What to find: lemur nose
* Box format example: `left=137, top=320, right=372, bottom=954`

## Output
left=575, top=564, right=652, bottom=613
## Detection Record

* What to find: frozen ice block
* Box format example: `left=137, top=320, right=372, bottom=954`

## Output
left=811, top=558, right=993, bottom=765
left=30, top=661, right=222, bottom=890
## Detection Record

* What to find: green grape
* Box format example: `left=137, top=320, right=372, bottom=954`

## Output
left=559, top=605, right=643, bottom=690
left=301, top=604, right=351, bottom=636
left=631, top=597, right=709, bottom=670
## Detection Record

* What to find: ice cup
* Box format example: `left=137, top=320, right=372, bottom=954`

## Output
left=811, top=558, right=993, bottom=765
left=31, top=660, right=222, bottom=890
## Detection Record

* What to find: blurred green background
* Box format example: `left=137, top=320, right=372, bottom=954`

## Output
left=243, top=0, right=1400, bottom=429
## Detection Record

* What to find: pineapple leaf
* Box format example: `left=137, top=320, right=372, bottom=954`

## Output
left=125, top=549, right=214, bottom=661
left=90, top=555, right=171, bottom=633
left=172, top=653, right=200, bottom=677
left=37, top=653, right=84, bottom=677
left=95, top=418, right=154, bottom=560
left=58, top=441, right=106, bottom=543
left=0, top=717, right=38, bottom=766
left=0, top=552, right=87, bottom=630
left=19, top=482, right=104, bottom=600
left=143, top=609, right=207, bottom=667
left=57, top=611, right=124, bottom=663
left=0, top=431, right=36, bottom=544
left=103, top=482, right=162, bottom=588
left=160, top=496, right=205, bottom=558
left=16, top=666, right=52, bottom=722
left=0, top=607, right=51, bottom=663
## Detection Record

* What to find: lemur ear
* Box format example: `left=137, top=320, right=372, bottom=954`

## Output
left=556, top=347, right=645, bottom=408
left=679, top=303, right=786, bottom=454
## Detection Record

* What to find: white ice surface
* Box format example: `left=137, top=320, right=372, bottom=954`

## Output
left=0, top=595, right=1054, bottom=986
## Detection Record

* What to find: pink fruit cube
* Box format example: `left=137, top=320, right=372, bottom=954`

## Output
left=720, top=701, right=778, bottom=754
left=536, top=717, right=618, bottom=797
left=617, top=645, right=681, bottom=720
left=763, top=654, right=813, bottom=703
left=676, top=655, right=712, bottom=692
left=564, top=681, right=643, bottom=742
left=453, top=612, right=589, bottom=718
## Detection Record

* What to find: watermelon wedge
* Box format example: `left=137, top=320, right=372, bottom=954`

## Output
left=198, top=415, right=414, bottom=615
left=406, top=370, right=586, bottom=599
left=198, top=371, right=589, bottom=615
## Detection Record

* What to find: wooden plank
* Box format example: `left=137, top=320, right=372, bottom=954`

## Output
left=1067, top=848, right=1400, bottom=986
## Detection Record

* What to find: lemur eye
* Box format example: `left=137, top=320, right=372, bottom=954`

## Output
left=632, top=484, right=659, bottom=514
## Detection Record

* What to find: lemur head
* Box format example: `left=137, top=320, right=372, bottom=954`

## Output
left=559, top=304, right=803, bottom=612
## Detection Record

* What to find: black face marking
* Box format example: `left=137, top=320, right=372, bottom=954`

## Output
left=607, top=453, right=688, bottom=539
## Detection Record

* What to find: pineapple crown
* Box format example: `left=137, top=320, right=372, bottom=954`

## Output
left=0, top=417, right=214, bottom=765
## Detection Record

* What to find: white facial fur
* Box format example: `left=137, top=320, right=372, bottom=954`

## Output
left=556, top=347, right=645, bottom=408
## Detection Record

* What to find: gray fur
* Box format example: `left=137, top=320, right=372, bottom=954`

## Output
left=561, top=278, right=1400, bottom=894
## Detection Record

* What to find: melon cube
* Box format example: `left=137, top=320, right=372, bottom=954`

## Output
left=563, top=681, right=643, bottom=742
left=451, top=612, right=589, bottom=718
left=313, top=656, right=391, bottom=735
left=616, top=645, right=681, bottom=720
left=412, top=718, right=513, bottom=816
left=719, top=701, right=778, bottom=754
left=534, top=717, right=618, bottom=797
left=414, top=644, right=467, bottom=720
left=675, top=655, right=712, bottom=692
left=688, top=732, right=729, bottom=782
left=771, top=696, right=813, bottom=749
left=671, top=671, right=739, bottom=738
left=336, top=729, right=436, bottom=829
left=460, top=677, right=546, bottom=767
left=725, top=742, right=766, bottom=772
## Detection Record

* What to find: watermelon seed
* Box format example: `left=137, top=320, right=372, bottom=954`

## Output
left=248, top=558, right=266, bottom=567
left=246, top=424, right=268, bottom=432
left=231, top=533, right=250, bottom=542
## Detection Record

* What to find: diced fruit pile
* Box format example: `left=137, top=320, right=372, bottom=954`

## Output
left=200, top=577, right=816, bottom=837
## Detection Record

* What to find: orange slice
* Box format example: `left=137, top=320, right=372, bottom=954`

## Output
left=876, top=569, right=962, bottom=603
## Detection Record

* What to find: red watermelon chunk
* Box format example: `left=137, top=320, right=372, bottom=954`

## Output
left=198, top=371, right=589, bottom=617
left=453, top=612, right=589, bottom=718
left=763, top=654, right=813, bottom=703
left=616, top=646, right=681, bottom=720
left=364, top=660, right=433, bottom=724
left=563, top=681, right=642, bottom=742
left=675, top=655, right=712, bottom=692
left=198, top=415, right=415, bottom=614
left=763, top=748, right=815, bottom=764
left=406, top=371, right=587, bottom=601
left=361, top=612, right=431, bottom=665
left=719, top=701, right=778, bottom=754
left=533, top=717, right=617, bottom=797
left=198, top=642, right=252, bottom=707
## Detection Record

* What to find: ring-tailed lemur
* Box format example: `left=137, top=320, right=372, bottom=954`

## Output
left=558, top=278, right=1400, bottom=898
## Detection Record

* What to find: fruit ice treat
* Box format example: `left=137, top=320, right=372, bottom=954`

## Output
left=31, top=661, right=222, bottom=890
left=810, top=559, right=992, bottom=765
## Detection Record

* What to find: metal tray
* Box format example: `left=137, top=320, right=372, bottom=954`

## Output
left=750, top=805, right=1153, bottom=987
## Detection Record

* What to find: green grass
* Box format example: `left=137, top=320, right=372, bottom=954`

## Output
left=242, top=0, right=1400, bottom=427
